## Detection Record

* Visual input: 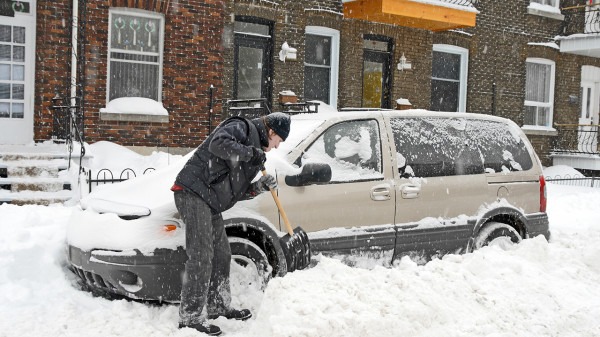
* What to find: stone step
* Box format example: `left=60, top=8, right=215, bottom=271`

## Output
left=0, top=189, right=73, bottom=206
left=0, top=177, right=72, bottom=192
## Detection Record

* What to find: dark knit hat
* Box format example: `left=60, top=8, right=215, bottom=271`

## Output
left=265, top=112, right=291, bottom=141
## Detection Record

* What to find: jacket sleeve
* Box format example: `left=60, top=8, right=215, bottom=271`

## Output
left=240, top=181, right=263, bottom=201
left=208, top=120, right=254, bottom=162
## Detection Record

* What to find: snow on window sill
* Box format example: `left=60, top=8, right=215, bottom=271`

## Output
left=99, top=97, right=169, bottom=123
left=527, top=4, right=564, bottom=21
left=521, top=125, right=558, bottom=136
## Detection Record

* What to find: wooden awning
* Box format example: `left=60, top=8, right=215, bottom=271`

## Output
left=344, top=0, right=477, bottom=32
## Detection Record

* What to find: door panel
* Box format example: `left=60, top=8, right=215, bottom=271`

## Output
left=278, top=118, right=396, bottom=254
left=234, top=33, right=272, bottom=105
left=0, top=13, right=34, bottom=144
left=362, top=49, right=391, bottom=109
left=579, top=81, right=599, bottom=152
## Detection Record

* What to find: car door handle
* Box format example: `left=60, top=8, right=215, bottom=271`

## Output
left=400, top=184, right=420, bottom=199
left=371, top=184, right=391, bottom=201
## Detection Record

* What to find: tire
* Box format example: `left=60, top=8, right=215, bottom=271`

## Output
left=229, top=237, right=272, bottom=290
left=473, top=221, right=522, bottom=250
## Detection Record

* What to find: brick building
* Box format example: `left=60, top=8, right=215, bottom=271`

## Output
left=1, top=0, right=600, bottom=169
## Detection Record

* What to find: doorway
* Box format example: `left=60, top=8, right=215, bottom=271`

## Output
left=362, top=35, right=392, bottom=109
left=579, top=66, right=600, bottom=153
left=233, top=18, right=273, bottom=109
left=0, top=1, right=35, bottom=145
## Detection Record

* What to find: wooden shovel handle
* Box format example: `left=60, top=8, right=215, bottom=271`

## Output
left=262, top=170, right=294, bottom=236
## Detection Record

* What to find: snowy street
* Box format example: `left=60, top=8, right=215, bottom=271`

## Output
left=1, top=182, right=600, bottom=337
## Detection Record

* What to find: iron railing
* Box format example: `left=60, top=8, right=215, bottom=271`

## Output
left=562, top=3, right=600, bottom=35
left=552, top=124, right=600, bottom=155
left=86, top=167, right=156, bottom=193
left=545, top=174, right=600, bottom=188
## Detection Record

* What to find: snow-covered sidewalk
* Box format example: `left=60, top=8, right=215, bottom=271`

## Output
left=1, top=182, right=600, bottom=337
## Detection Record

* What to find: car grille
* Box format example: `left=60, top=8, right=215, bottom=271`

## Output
left=71, top=266, right=117, bottom=291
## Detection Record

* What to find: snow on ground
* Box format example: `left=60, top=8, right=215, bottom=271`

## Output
left=1, top=165, right=600, bottom=337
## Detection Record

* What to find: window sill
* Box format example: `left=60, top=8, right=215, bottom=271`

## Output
left=527, top=7, right=564, bottom=21
left=521, top=126, right=558, bottom=136
left=100, top=112, right=169, bottom=123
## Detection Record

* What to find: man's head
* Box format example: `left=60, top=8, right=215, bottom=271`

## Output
left=264, top=112, right=291, bottom=152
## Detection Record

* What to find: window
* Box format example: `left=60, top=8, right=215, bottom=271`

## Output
left=362, top=35, right=393, bottom=109
left=0, top=24, right=25, bottom=118
left=107, top=9, right=164, bottom=102
left=302, top=120, right=382, bottom=182
left=233, top=17, right=273, bottom=105
left=390, top=117, right=532, bottom=178
left=304, top=26, right=339, bottom=107
left=431, top=45, right=468, bottom=112
left=524, top=58, right=555, bottom=128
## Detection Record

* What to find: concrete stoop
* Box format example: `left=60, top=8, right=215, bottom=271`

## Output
left=0, top=144, right=79, bottom=206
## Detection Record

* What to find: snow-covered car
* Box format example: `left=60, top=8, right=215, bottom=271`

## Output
left=66, top=109, right=550, bottom=302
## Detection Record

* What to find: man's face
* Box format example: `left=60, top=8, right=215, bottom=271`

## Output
left=265, top=129, right=284, bottom=152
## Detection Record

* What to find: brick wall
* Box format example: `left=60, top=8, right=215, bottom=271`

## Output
left=35, top=0, right=225, bottom=148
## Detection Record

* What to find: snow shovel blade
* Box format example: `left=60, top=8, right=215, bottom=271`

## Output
left=280, top=226, right=311, bottom=272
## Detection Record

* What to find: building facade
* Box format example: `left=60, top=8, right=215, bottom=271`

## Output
left=1, top=0, right=599, bottom=168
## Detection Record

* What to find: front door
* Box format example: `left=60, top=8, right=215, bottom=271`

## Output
left=362, top=36, right=392, bottom=109
left=233, top=19, right=273, bottom=109
left=579, top=66, right=600, bottom=153
left=0, top=1, right=35, bottom=144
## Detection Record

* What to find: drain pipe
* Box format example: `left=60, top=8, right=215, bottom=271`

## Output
left=71, top=0, right=78, bottom=107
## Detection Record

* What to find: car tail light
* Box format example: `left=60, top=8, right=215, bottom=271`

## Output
left=539, top=175, right=547, bottom=213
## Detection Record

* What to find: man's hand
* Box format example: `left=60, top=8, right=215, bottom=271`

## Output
left=257, top=174, right=277, bottom=192
left=250, top=147, right=266, bottom=166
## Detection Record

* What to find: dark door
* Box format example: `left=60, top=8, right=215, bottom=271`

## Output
left=234, top=23, right=272, bottom=107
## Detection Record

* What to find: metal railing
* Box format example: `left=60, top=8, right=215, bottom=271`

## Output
left=562, top=3, right=600, bottom=35
left=545, top=174, right=600, bottom=188
left=552, top=124, right=600, bottom=155
left=86, top=167, right=156, bottom=193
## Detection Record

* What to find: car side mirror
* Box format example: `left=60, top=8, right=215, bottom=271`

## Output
left=285, top=163, right=332, bottom=187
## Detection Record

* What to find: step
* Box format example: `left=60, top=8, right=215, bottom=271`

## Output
left=0, top=177, right=72, bottom=192
left=0, top=189, right=73, bottom=206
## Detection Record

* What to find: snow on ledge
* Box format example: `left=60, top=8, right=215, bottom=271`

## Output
left=408, top=0, right=480, bottom=14
left=528, top=2, right=561, bottom=15
left=100, top=97, right=168, bottom=116
left=528, top=42, right=560, bottom=49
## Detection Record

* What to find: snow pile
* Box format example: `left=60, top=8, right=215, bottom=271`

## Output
left=100, top=97, right=168, bottom=116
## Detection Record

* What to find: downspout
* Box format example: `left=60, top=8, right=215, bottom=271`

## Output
left=71, top=0, right=78, bottom=107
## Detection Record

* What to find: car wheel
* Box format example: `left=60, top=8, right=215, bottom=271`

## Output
left=473, top=221, right=522, bottom=250
left=229, top=237, right=272, bottom=290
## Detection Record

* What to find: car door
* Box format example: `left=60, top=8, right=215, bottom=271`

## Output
left=386, top=115, right=486, bottom=261
left=277, top=117, right=396, bottom=255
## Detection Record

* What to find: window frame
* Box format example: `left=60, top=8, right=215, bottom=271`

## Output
left=530, top=0, right=559, bottom=9
left=431, top=44, right=469, bottom=112
left=106, top=8, right=165, bottom=104
left=524, top=57, right=555, bottom=129
left=304, top=26, right=340, bottom=108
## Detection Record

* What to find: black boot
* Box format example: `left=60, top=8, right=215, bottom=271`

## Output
left=208, top=308, right=252, bottom=321
left=179, top=321, right=222, bottom=336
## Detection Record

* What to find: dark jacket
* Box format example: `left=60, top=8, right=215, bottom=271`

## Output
left=175, top=117, right=269, bottom=213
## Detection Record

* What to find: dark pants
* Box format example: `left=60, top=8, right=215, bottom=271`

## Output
left=174, top=190, right=232, bottom=326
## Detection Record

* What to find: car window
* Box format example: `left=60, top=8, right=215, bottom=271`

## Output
left=390, top=117, right=533, bottom=178
left=301, top=119, right=383, bottom=182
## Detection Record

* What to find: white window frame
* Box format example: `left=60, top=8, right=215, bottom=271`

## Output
left=432, top=44, right=469, bottom=112
left=530, top=0, right=559, bottom=9
left=524, top=58, right=555, bottom=129
left=107, top=8, right=164, bottom=105
left=305, top=26, right=339, bottom=108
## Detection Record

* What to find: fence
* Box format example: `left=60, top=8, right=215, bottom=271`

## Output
left=87, top=167, right=156, bottom=193
left=545, top=174, right=600, bottom=188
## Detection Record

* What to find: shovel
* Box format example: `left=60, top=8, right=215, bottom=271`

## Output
left=262, top=169, right=311, bottom=272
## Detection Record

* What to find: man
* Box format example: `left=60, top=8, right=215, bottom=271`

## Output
left=171, top=112, right=291, bottom=336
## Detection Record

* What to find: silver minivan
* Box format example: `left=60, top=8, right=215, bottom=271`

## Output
left=67, top=110, right=550, bottom=301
